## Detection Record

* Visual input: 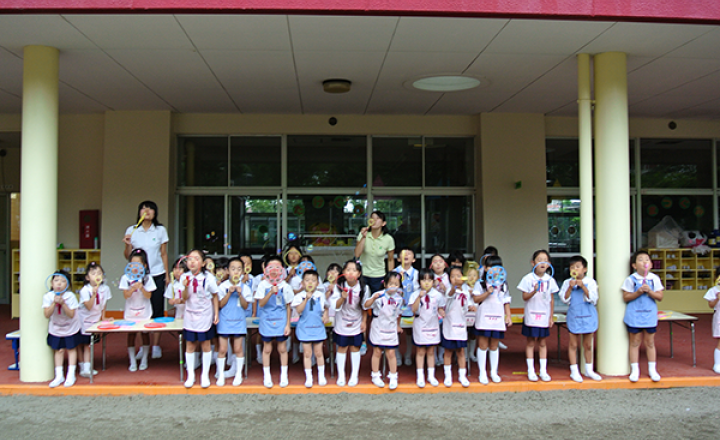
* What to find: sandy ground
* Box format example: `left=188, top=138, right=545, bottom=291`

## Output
left=1, top=388, right=719, bottom=439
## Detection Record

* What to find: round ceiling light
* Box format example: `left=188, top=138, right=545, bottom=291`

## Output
left=411, top=75, right=481, bottom=92
left=323, top=79, right=352, bottom=94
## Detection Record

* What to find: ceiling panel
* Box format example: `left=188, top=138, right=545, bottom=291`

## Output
left=427, top=87, right=516, bottom=115
left=294, top=51, right=386, bottom=89
left=64, top=15, right=192, bottom=50
left=0, top=89, right=21, bottom=113
left=374, top=51, right=480, bottom=90
left=365, top=89, right=440, bottom=114
left=464, top=53, right=568, bottom=91
left=289, top=15, right=398, bottom=52
left=74, top=87, right=173, bottom=111
left=59, top=83, right=114, bottom=113
left=389, top=17, right=507, bottom=53
left=483, top=19, right=613, bottom=55
left=666, top=27, right=720, bottom=59
left=160, top=88, right=239, bottom=113
left=0, top=49, right=23, bottom=95
left=581, top=22, right=713, bottom=58
left=59, top=50, right=144, bottom=90
left=629, top=57, right=720, bottom=96
left=177, top=15, right=291, bottom=51
left=227, top=87, right=301, bottom=114
left=0, top=15, right=94, bottom=52
left=201, top=50, right=298, bottom=90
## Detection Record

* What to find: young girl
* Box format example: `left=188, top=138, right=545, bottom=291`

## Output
left=323, top=263, right=343, bottom=307
left=255, top=256, right=294, bottom=388
left=473, top=255, right=512, bottom=384
left=43, top=270, right=81, bottom=388
left=330, top=260, right=370, bottom=387
left=216, top=257, right=253, bottom=386
left=622, top=250, right=664, bottom=382
left=292, top=269, right=329, bottom=388
left=517, top=250, right=559, bottom=382
left=364, top=272, right=404, bottom=389
left=409, top=268, right=445, bottom=388
left=430, top=254, right=450, bottom=364
left=181, top=248, right=220, bottom=388
left=442, top=266, right=474, bottom=387
left=165, top=257, right=188, bottom=320
left=394, top=247, right=418, bottom=366
left=704, top=270, right=720, bottom=374
left=77, top=262, right=112, bottom=379
left=119, top=249, right=156, bottom=372
left=559, top=255, right=602, bottom=382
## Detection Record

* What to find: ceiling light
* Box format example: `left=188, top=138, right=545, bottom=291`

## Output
left=323, top=79, right=352, bottom=94
left=411, top=75, right=481, bottom=92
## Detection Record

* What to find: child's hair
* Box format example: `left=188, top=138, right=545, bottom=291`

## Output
left=370, top=211, right=389, bottom=235
left=429, top=254, right=447, bottom=272
left=187, top=249, right=210, bottom=273
left=340, top=259, right=366, bottom=294
left=482, top=255, right=503, bottom=287
left=383, top=271, right=402, bottom=287
left=447, top=250, right=466, bottom=267
left=532, top=249, right=551, bottom=262
left=51, top=269, right=72, bottom=291
left=482, top=246, right=499, bottom=256
left=136, top=200, right=162, bottom=227
left=568, top=255, right=588, bottom=268
left=265, top=255, right=285, bottom=268
left=302, top=269, right=319, bottom=281
left=215, top=256, right=229, bottom=271
left=128, top=248, right=149, bottom=268
left=173, top=256, right=188, bottom=272
left=631, top=250, right=651, bottom=272
left=300, top=255, right=315, bottom=264
left=227, top=256, right=243, bottom=268
left=261, top=253, right=275, bottom=268
left=418, top=267, right=434, bottom=282
left=449, top=266, right=463, bottom=279
left=325, top=263, right=342, bottom=282
left=396, top=246, right=414, bottom=260
left=83, top=261, right=105, bottom=285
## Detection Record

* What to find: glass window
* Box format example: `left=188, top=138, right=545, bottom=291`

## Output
left=229, top=196, right=280, bottom=254
left=284, top=194, right=367, bottom=248
left=287, top=135, right=366, bottom=187
left=641, top=195, right=713, bottom=247
left=230, top=136, right=281, bottom=187
left=547, top=197, right=581, bottom=253
left=372, top=196, right=421, bottom=254
left=372, top=137, right=422, bottom=187
left=546, top=139, right=579, bottom=187
left=177, top=136, right=227, bottom=187
left=640, top=139, right=712, bottom=188
left=425, top=137, right=474, bottom=187
left=425, top=195, right=472, bottom=254
left=178, top=195, right=225, bottom=255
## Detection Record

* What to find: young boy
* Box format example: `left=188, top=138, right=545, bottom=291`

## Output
left=393, top=247, right=419, bottom=365
left=292, top=270, right=329, bottom=388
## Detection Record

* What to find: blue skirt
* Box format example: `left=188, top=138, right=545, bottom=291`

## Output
left=298, top=338, right=325, bottom=344
left=184, top=326, right=217, bottom=342
left=217, top=333, right=246, bottom=338
left=440, top=337, right=467, bottom=350
left=47, top=332, right=81, bottom=350
left=627, top=325, right=657, bottom=334
left=261, top=335, right=288, bottom=342
left=76, top=334, right=92, bottom=345
left=373, top=344, right=399, bottom=350
left=334, top=332, right=364, bottom=348
left=474, top=329, right=505, bottom=340
left=521, top=324, right=550, bottom=338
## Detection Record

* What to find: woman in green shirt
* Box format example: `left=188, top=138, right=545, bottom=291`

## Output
left=354, top=211, right=395, bottom=293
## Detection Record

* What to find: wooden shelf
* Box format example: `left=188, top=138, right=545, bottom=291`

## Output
left=649, top=248, right=717, bottom=313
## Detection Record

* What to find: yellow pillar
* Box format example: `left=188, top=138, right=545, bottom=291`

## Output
left=19, top=46, right=59, bottom=382
left=594, top=52, right=630, bottom=376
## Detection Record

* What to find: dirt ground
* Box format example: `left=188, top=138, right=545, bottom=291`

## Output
left=1, top=387, right=719, bottom=439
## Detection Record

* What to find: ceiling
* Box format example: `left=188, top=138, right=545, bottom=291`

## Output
left=0, top=14, right=719, bottom=119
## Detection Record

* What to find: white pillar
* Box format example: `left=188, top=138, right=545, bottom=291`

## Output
left=19, top=46, right=59, bottom=382
left=594, top=52, right=630, bottom=376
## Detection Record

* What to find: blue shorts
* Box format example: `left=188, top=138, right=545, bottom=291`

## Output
left=334, top=332, right=364, bottom=348
left=414, top=343, right=439, bottom=348
left=373, top=344, right=399, bottom=350
left=627, top=325, right=657, bottom=334
left=522, top=324, right=550, bottom=338
left=184, top=326, right=217, bottom=342
left=440, top=337, right=467, bottom=350
left=261, top=335, right=288, bottom=343
left=47, top=333, right=81, bottom=350
left=474, top=329, right=505, bottom=340
left=298, top=339, right=326, bottom=344
left=217, top=333, right=246, bottom=339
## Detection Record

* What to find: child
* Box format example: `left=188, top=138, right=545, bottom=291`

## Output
left=394, top=247, right=418, bottom=366
left=364, top=272, right=404, bottom=389
left=292, top=269, right=329, bottom=388
left=622, top=250, right=664, bottom=382
left=464, top=265, right=480, bottom=362
left=473, top=255, right=512, bottom=384
left=704, top=271, right=720, bottom=374
left=255, top=256, right=294, bottom=388
left=323, top=263, right=343, bottom=306
left=284, top=242, right=303, bottom=291
left=330, top=260, right=370, bottom=387
left=409, top=268, right=445, bottom=387
left=559, top=255, right=602, bottom=382
left=214, top=256, right=229, bottom=284
left=430, top=254, right=450, bottom=295
left=216, top=257, right=253, bottom=386
left=77, top=262, right=111, bottom=378
left=517, top=250, right=559, bottom=382
left=165, top=257, right=188, bottom=320
left=442, top=266, right=474, bottom=387
left=181, top=248, right=220, bottom=388
left=120, top=249, right=156, bottom=372
left=43, top=270, right=81, bottom=388
left=447, top=250, right=465, bottom=268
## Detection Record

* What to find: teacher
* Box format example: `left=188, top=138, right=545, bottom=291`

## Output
left=354, top=210, right=395, bottom=293
left=123, top=200, right=170, bottom=359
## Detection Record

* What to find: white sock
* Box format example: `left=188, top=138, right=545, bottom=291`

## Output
left=304, top=368, right=313, bottom=386
left=128, top=347, right=137, bottom=369
left=336, top=352, right=347, bottom=380
left=526, top=358, right=535, bottom=373
left=350, top=351, right=361, bottom=379
left=201, top=352, right=212, bottom=386
left=263, top=366, right=271, bottom=378
left=67, top=364, right=76, bottom=378
left=714, top=349, right=720, bottom=371
left=539, top=358, right=547, bottom=374
left=428, top=367, right=436, bottom=379
left=236, top=357, right=245, bottom=377
left=54, top=366, right=64, bottom=380
left=489, top=349, right=499, bottom=375
left=140, top=344, right=150, bottom=366
left=184, top=353, right=195, bottom=387
left=318, top=364, right=326, bottom=382
left=570, top=364, right=580, bottom=376
left=477, top=348, right=487, bottom=374
left=281, top=364, right=288, bottom=378
left=648, top=361, right=658, bottom=375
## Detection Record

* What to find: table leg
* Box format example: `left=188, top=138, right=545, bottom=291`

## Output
left=90, top=336, right=94, bottom=384
left=691, top=322, right=696, bottom=367
left=557, top=324, right=561, bottom=361
left=179, top=332, right=184, bottom=382
left=329, top=331, right=335, bottom=378
left=669, top=322, right=674, bottom=358
left=102, top=334, right=107, bottom=370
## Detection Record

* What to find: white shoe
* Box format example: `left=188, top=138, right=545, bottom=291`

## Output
left=428, top=375, right=439, bottom=387
left=135, top=346, right=144, bottom=360
left=64, top=374, right=76, bottom=387
left=490, top=372, right=502, bottom=383
left=79, top=366, right=91, bottom=378
left=650, top=371, right=661, bottom=382
left=233, top=373, right=243, bottom=387
left=318, top=374, right=327, bottom=386
left=264, top=376, right=273, bottom=388
left=348, top=375, right=359, bottom=387
left=459, top=375, right=470, bottom=388
left=479, top=372, right=489, bottom=385
left=570, top=371, right=583, bottom=383
left=389, top=373, right=398, bottom=390
left=184, top=375, right=195, bottom=388
left=539, top=372, right=551, bottom=382
left=499, top=342, right=508, bottom=350
left=139, top=359, right=148, bottom=371
left=49, top=375, right=64, bottom=388
left=129, top=363, right=138, bottom=372
left=629, top=371, right=639, bottom=382
left=201, top=375, right=210, bottom=389
left=416, top=376, right=426, bottom=388
left=444, top=376, right=452, bottom=387
left=371, top=373, right=385, bottom=388
left=713, top=365, right=720, bottom=375
left=216, top=373, right=225, bottom=387
left=305, top=377, right=313, bottom=388
left=336, top=376, right=346, bottom=387
left=152, top=346, right=162, bottom=359
left=585, top=370, right=602, bottom=381
left=528, top=371, right=538, bottom=382
left=280, top=374, right=289, bottom=388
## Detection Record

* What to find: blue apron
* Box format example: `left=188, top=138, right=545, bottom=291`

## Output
left=259, top=286, right=287, bottom=337
left=624, top=278, right=658, bottom=328
left=566, top=284, right=598, bottom=334
left=217, top=288, right=248, bottom=335
left=296, top=294, right=327, bottom=342
left=400, top=268, right=415, bottom=317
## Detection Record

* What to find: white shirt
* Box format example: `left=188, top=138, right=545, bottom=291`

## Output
left=253, top=279, right=295, bottom=304
left=330, top=282, right=370, bottom=336
left=558, top=278, right=599, bottom=305
left=43, top=291, right=81, bottom=337
left=291, top=290, right=328, bottom=310
left=181, top=271, right=219, bottom=332
left=78, top=284, right=112, bottom=334
left=119, top=274, right=156, bottom=321
left=124, top=223, right=169, bottom=276
left=164, top=280, right=186, bottom=319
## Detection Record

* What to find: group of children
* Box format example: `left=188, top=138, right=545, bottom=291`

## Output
left=45, top=243, right=720, bottom=389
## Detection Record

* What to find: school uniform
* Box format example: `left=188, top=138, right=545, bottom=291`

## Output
left=292, top=290, right=328, bottom=343
left=43, top=291, right=82, bottom=350
left=559, top=277, right=599, bottom=335
left=409, top=288, right=445, bottom=346
left=254, top=279, right=294, bottom=342
left=217, top=280, right=253, bottom=337
left=119, top=274, right=156, bottom=321
left=365, top=290, right=404, bottom=349
left=181, top=271, right=219, bottom=342
left=163, top=280, right=186, bottom=319
left=441, top=285, right=472, bottom=349
left=517, top=272, right=559, bottom=338
left=125, top=223, right=169, bottom=319
left=394, top=266, right=419, bottom=317
left=622, top=272, right=663, bottom=333
left=704, top=287, right=720, bottom=338
left=433, top=272, right=451, bottom=295
left=473, top=282, right=512, bottom=339
left=330, top=282, right=370, bottom=347
left=77, top=284, right=112, bottom=344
